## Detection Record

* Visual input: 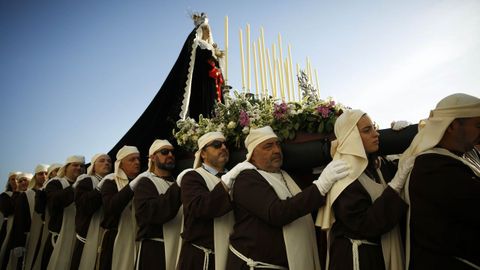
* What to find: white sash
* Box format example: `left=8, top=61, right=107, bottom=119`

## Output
left=78, top=177, right=104, bottom=270
left=109, top=176, right=137, bottom=270
left=32, top=210, right=50, bottom=270
left=357, top=172, right=404, bottom=270
left=137, top=171, right=183, bottom=270
left=8, top=190, right=36, bottom=270
left=195, top=168, right=235, bottom=270
left=47, top=178, right=76, bottom=270
left=256, top=170, right=321, bottom=270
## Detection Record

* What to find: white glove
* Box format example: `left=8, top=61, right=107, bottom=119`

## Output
left=388, top=156, right=415, bottom=192
left=221, top=162, right=256, bottom=189
left=391, top=120, right=411, bottom=131
left=313, top=160, right=350, bottom=196
left=176, top=169, right=194, bottom=187
left=128, top=176, right=142, bottom=191
left=96, top=178, right=109, bottom=191
left=13, top=247, right=25, bottom=258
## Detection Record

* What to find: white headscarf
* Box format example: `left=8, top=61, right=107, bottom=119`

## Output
left=28, top=164, right=50, bottom=189
left=316, top=109, right=368, bottom=229
left=57, top=155, right=85, bottom=178
left=114, top=146, right=140, bottom=189
left=47, top=163, right=62, bottom=179
left=193, top=132, right=225, bottom=168
left=399, top=93, right=480, bottom=165
left=244, top=126, right=278, bottom=161
left=87, top=153, right=109, bottom=176
left=148, top=139, right=173, bottom=171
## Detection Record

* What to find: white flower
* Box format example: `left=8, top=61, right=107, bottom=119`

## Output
left=227, top=121, right=237, bottom=129
left=242, top=126, right=250, bottom=134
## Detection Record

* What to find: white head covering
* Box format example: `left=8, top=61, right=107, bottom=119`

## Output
left=8, top=171, right=21, bottom=178
left=400, top=93, right=480, bottom=164
left=316, top=109, right=368, bottom=229
left=87, top=153, right=109, bottom=175
left=148, top=139, right=173, bottom=171
left=57, top=155, right=85, bottom=178
left=193, top=132, right=225, bottom=168
left=244, top=126, right=278, bottom=161
left=35, top=164, right=49, bottom=174
left=47, top=163, right=62, bottom=178
left=115, top=146, right=140, bottom=180
left=28, top=164, right=50, bottom=189
left=16, top=172, right=33, bottom=183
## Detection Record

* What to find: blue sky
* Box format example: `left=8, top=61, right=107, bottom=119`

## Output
left=1, top=0, right=479, bottom=187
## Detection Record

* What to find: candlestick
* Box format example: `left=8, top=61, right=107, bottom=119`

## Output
left=288, top=45, right=295, bottom=101
left=284, top=60, right=291, bottom=102
left=253, top=41, right=259, bottom=97
left=261, top=27, right=268, bottom=97
left=258, top=37, right=265, bottom=97
left=278, top=33, right=285, bottom=100
left=246, top=24, right=251, bottom=92
left=296, top=63, right=301, bottom=100
left=224, top=16, right=228, bottom=82
left=239, top=29, right=245, bottom=91
left=266, top=48, right=274, bottom=99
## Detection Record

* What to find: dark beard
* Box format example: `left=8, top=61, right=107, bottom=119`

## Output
left=156, top=160, right=175, bottom=171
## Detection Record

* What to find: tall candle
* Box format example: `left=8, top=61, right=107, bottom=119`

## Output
left=258, top=37, right=265, bottom=97
left=272, top=44, right=277, bottom=99
left=284, top=60, right=291, bottom=102
left=224, top=16, right=228, bottom=82
left=266, top=48, right=275, bottom=99
left=288, top=45, right=295, bottom=101
left=261, top=28, right=268, bottom=98
left=278, top=33, right=284, bottom=99
left=253, top=41, right=259, bottom=97
left=296, top=63, right=301, bottom=100
left=278, top=58, right=285, bottom=100
left=246, top=24, right=251, bottom=92
left=315, top=68, right=320, bottom=98
left=239, top=29, right=245, bottom=91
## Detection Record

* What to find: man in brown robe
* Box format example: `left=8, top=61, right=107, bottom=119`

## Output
left=70, top=153, right=111, bottom=270
left=176, top=131, right=232, bottom=270
left=226, top=126, right=350, bottom=270
left=98, top=146, right=140, bottom=270
left=134, top=139, right=182, bottom=270
left=41, top=155, right=85, bottom=270
left=402, top=93, right=480, bottom=269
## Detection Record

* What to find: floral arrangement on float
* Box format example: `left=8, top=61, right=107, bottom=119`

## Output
left=173, top=71, right=347, bottom=152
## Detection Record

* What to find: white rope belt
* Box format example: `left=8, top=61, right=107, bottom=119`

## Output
left=455, top=257, right=480, bottom=270
left=192, top=243, right=214, bottom=270
left=49, top=231, right=59, bottom=247
left=229, top=244, right=288, bottom=270
left=349, top=238, right=379, bottom=270
left=135, top=238, right=165, bottom=270
left=76, top=234, right=87, bottom=244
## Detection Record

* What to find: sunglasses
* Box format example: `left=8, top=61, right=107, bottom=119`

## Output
left=158, top=148, right=175, bottom=156
left=205, top=140, right=226, bottom=149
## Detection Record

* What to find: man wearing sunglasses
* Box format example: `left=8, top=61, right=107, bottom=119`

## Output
left=133, top=139, right=182, bottom=270
left=226, top=126, right=350, bottom=270
left=176, top=131, right=233, bottom=270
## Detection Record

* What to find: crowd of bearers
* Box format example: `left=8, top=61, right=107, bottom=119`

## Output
left=1, top=92, right=479, bottom=270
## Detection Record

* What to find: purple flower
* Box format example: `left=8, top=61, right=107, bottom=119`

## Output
left=239, top=110, right=250, bottom=127
left=317, top=106, right=331, bottom=118
left=274, top=102, right=289, bottom=120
